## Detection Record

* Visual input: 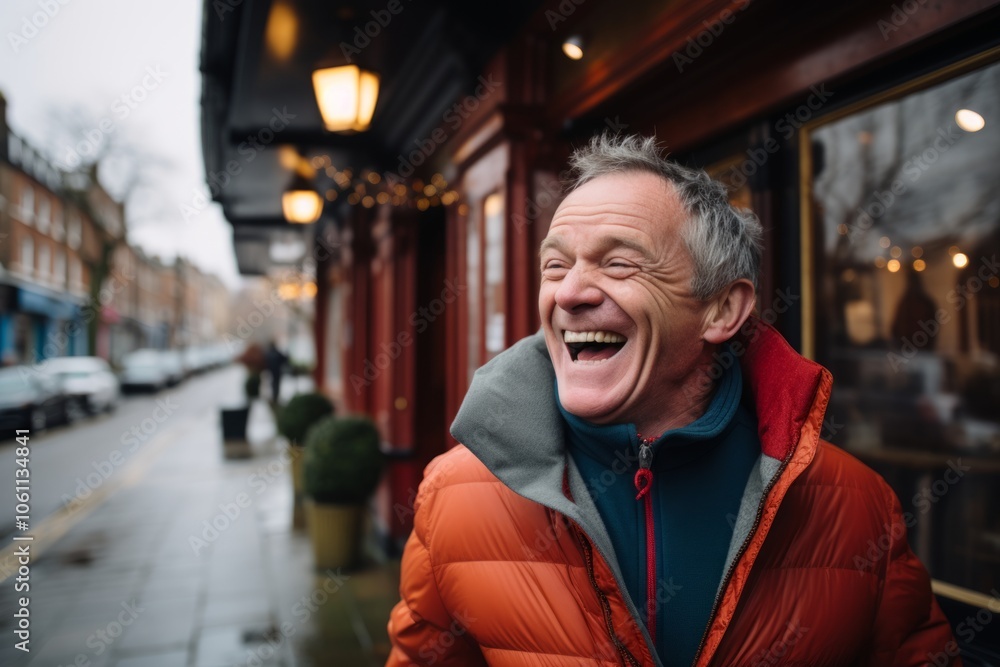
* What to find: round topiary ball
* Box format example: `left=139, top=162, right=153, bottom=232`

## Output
left=276, top=392, right=334, bottom=445
left=303, top=415, right=384, bottom=505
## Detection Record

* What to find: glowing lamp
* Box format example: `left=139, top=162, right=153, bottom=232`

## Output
left=562, top=35, right=584, bottom=60
left=312, top=65, right=379, bottom=133
left=282, top=176, right=322, bottom=224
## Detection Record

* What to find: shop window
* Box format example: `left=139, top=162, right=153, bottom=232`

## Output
left=466, top=191, right=507, bottom=378
left=804, top=53, right=1000, bottom=597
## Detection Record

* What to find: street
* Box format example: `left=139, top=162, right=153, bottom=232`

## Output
left=0, top=365, right=246, bottom=540
left=0, top=364, right=397, bottom=667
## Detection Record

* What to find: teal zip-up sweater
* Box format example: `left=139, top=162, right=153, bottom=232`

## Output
left=557, top=358, right=759, bottom=666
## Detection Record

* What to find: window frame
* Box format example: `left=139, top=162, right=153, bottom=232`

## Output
left=798, top=44, right=1000, bottom=609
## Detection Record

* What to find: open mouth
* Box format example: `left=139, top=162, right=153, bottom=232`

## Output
left=564, top=330, right=627, bottom=363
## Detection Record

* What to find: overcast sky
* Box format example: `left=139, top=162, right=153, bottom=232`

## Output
left=0, top=0, right=241, bottom=287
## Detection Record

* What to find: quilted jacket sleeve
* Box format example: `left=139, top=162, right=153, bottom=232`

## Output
left=386, top=459, right=486, bottom=667
left=867, top=480, right=962, bottom=667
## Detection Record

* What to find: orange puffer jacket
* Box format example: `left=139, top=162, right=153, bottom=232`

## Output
left=387, top=319, right=959, bottom=666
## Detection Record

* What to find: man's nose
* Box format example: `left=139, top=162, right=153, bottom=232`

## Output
left=554, top=265, right=604, bottom=312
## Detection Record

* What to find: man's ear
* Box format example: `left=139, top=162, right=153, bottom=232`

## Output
left=702, top=279, right=756, bottom=345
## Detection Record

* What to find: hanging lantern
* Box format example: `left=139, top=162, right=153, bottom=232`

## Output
left=312, top=64, right=380, bottom=133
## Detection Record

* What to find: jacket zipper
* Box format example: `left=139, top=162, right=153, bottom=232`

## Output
left=633, top=435, right=657, bottom=646
left=573, top=524, right=642, bottom=667
left=690, top=451, right=793, bottom=665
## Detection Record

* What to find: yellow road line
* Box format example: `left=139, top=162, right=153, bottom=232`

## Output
left=0, top=425, right=188, bottom=584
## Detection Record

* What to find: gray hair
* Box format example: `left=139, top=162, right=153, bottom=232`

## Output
left=564, top=133, right=763, bottom=300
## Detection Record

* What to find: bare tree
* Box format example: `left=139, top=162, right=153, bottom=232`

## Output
left=47, top=106, right=174, bottom=355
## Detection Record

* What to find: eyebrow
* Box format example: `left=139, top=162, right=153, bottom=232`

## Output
left=539, top=234, right=654, bottom=260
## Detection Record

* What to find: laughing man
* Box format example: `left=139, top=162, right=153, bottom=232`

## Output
left=387, top=134, right=958, bottom=666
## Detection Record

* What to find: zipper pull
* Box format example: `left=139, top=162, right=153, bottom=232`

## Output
left=634, top=436, right=654, bottom=500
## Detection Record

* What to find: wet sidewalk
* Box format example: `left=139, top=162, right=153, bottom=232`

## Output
left=0, top=376, right=400, bottom=667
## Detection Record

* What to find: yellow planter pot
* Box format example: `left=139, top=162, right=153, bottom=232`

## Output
left=305, top=499, right=364, bottom=570
left=289, top=445, right=306, bottom=529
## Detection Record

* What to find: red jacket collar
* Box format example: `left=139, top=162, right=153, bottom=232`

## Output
left=733, top=316, right=833, bottom=462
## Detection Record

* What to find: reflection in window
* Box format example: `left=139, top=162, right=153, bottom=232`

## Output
left=483, top=193, right=505, bottom=359
left=466, top=205, right=481, bottom=384
left=808, top=57, right=1000, bottom=595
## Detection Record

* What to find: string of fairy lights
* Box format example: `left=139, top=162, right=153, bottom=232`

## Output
left=304, top=152, right=463, bottom=212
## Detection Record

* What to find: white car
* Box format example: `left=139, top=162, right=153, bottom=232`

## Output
left=43, top=356, right=120, bottom=413
left=120, top=349, right=169, bottom=392
left=158, top=349, right=185, bottom=386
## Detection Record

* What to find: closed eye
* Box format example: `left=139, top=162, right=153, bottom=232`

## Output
left=605, top=260, right=639, bottom=275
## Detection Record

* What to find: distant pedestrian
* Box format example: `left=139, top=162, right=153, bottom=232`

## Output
left=264, top=340, right=289, bottom=404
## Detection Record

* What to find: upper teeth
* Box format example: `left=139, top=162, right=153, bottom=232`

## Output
left=563, top=330, right=626, bottom=344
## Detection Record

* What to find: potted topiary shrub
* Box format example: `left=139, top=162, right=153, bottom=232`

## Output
left=302, top=415, right=384, bottom=570
left=276, top=392, right=334, bottom=528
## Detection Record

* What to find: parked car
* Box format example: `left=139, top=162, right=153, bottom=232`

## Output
left=0, top=366, right=77, bottom=432
left=159, top=349, right=185, bottom=386
left=182, top=346, right=202, bottom=375
left=119, top=349, right=169, bottom=392
left=42, top=356, right=120, bottom=414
